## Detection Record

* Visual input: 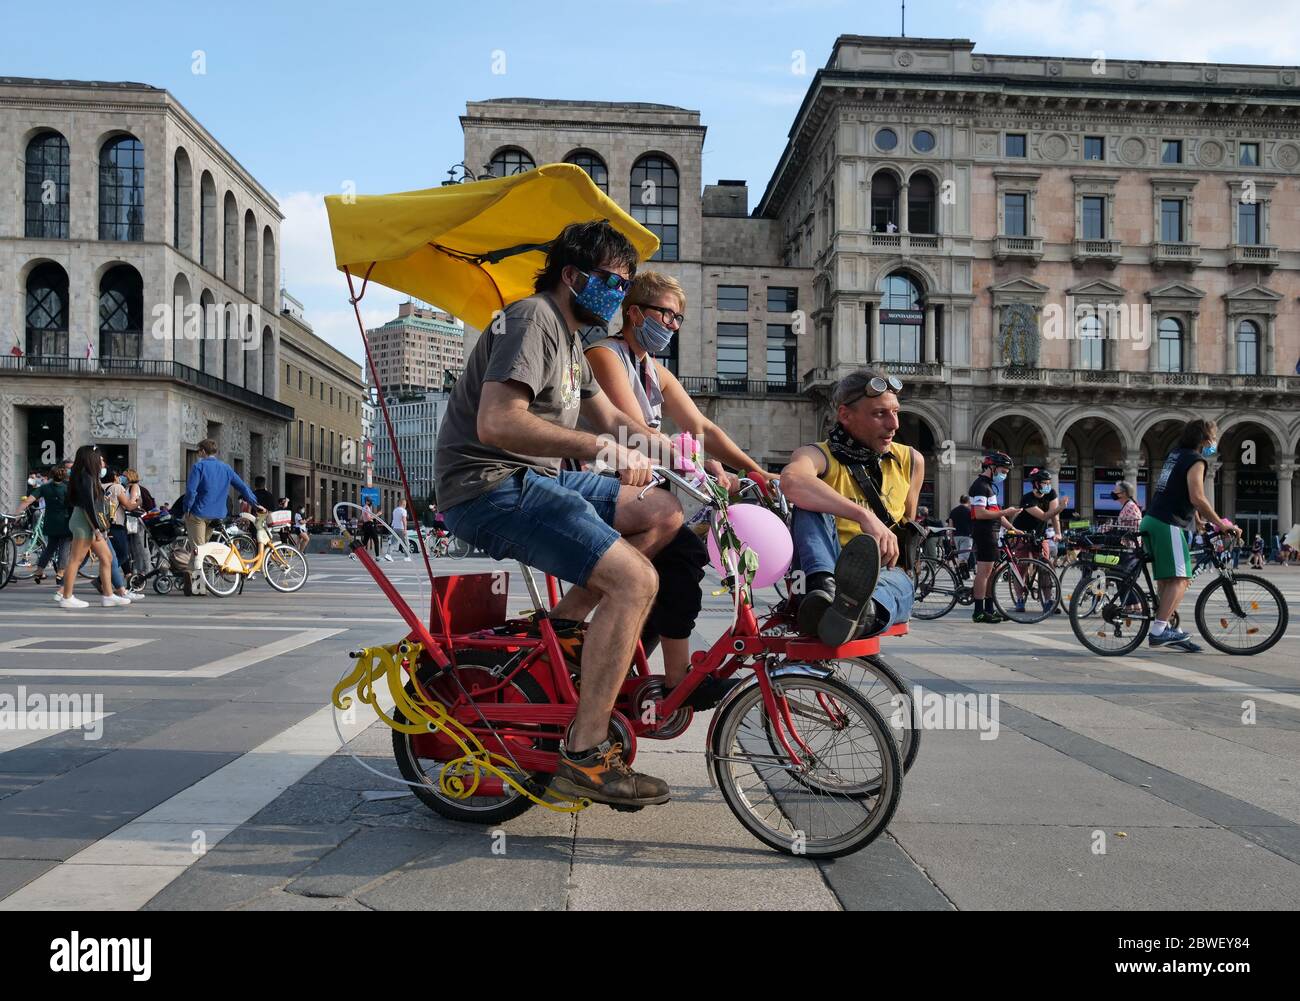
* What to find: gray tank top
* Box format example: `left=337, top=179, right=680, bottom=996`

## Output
left=587, top=337, right=664, bottom=429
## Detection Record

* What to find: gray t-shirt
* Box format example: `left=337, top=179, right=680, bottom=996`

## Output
left=435, top=293, right=599, bottom=509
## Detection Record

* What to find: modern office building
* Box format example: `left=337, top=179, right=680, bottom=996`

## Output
left=370, top=389, right=450, bottom=505
left=458, top=38, right=1300, bottom=534
left=366, top=299, right=464, bottom=396
left=0, top=77, right=289, bottom=511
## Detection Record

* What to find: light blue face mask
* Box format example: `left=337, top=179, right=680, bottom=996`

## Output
left=1201, top=442, right=1218, bottom=459
left=635, top=312, right=675, bottom=354
left=993, top=471, right=1008, bottom=484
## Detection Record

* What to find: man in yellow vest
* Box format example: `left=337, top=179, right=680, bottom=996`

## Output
left=780, top=369, right=923, bottom=645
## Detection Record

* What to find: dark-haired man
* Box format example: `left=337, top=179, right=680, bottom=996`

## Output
left=969, top=451, right=1023, bottom=623
left=434, top=221, right=682, bottom=809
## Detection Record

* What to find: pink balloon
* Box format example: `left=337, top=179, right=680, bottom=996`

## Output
left=706, top=504, right=794, bottom=590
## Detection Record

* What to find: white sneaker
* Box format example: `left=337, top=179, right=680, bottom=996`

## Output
left=102, top=593, right=132, bottom=606
left=126, top=590, right=146, bottom=601
left=383, top=553, right=394, bottom=562
left=56, top=594, right=89, bottom=609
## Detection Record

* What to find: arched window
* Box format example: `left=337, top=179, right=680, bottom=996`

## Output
left=1156, top=317, right=1183, bottom=372
left=261, top=227, right=276, bottom=310
left=199, top=291, right=215, bottom=374
left=870, top=171, right=899, bottom=232
left=244, top=314, right=256, bottom=391
left=1078, top=313, right=1105, bottom=370
left=880, top=273, right=923, bottom=363
left=488, top=147, right=535, bottom=177
left=565, top=150, right=608, bottom=192
left=908, top=173, right=937, bottom=234
left=99, top=136, right=144, bottom=241
left=99, top=265, right=144, bottom=369
left=223, top=192, right=239, bottom=283
left=630, top=154, right=679, bottom=261
left=173, top=148, right=193, bottom=251
left=243, top=210, right=258, bottom=297
left=200, top=172, right=217, bottom=271
left=1237, top=319, right=1259, bottom=375
left=25, top=263, right=70, bottom=364
left=25, top=132, right=70, bottom=239
left=262, top=328, right=275, bottom=394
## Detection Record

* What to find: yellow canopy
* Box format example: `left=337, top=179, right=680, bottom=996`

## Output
left=324, top=163, right=659, bottom=331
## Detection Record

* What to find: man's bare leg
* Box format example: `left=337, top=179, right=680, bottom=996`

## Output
left=567, top=538, right=659, bottom=751
left=552, top=485, right=682, bottom=622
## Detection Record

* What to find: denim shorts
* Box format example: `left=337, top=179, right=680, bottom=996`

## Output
left=442, top=469, right=621, bottom=586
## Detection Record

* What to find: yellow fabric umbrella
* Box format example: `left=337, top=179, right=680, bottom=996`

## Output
left=324, top=163, right=659, bottom=331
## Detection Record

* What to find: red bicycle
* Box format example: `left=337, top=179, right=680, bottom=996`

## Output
left=340, top=468, right=911, bottom=858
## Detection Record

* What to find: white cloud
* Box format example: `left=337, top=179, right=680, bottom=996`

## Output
left=970, top=0, right=1300, bottom=63
left=276, top=189, right=404, bottom=367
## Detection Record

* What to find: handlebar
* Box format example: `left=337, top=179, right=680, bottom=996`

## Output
left=649, top=466, right=713, bottom=505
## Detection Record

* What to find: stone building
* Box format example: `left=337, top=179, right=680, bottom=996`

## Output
left=278, top=288, right=365, bottom=519
left=366, top=299, right=464, bottom=396
left=0, top=77, right=289, bottom=510
left=454, top=41, right=1300, bottom=536
left=758, top=35, right=1300, bottom=536
left=459, top=99, right=816, bottom=472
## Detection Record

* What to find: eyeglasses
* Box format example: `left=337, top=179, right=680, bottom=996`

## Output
left=843, top=374, right=904, bottom=406
left=584, top=268, right=631, bottom=293
left=635, top=303, right=685, bottom=327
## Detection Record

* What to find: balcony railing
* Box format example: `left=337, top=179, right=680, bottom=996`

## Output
left=1228, top=243, right=1279, bottom=270
left=993, top=366, right=1295, bottom=393
left=993, top=235, right=1044, bottom=263
left=680, top=377, right=803, bottom=397
left=1072, top=238, right=1123, bottom=266
left=879, top=361, right=945, bottom=380
left=867, top=233, right=940, bottom=252
left=1, top=355, right=294, bottom=419
left=1150, top=241, right=1202, bottom=268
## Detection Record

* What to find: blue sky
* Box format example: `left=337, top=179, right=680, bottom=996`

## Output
left=5, top=0, right=1299, bottom=361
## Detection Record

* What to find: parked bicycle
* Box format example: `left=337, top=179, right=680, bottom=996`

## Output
left=913, top=528, right=1058, bottom=622
left=1068, top=527, right=1287, bottom=656
left=196, top=511, right=310, bottom=596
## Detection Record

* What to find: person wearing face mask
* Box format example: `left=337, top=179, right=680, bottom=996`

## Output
left=1010, top=468, right=1070, bottom=614
left=968, top=451, right=1023, bottom=623
left=104, top=467, right=140, bottom=576
left=57, top=445, right=124, bottom=609
left=434, top=221, right=684, bottom=810
left=1142, top=418, right=1239, bottom=651
left=584, top=270, right=775, bottom=710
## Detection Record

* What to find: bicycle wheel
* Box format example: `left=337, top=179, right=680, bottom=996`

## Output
left=1069, top=572, right=1150, bottom=655
left=0, top=535, right=14, bottom=589
left=911, top=557, right=958, bottom=620
left=446, top=535, right=471, bottom=560
left=710, top=674, right=902, bottom=858
left=991, top=557, right=1060, bottom=623
left=263, top=543, right=309, bottom=592
left=824, top=654, right=921, bottom=775
left=1195, top=573, right=1288, bottom=656
left=9, top=531, right=39, bottom=581
left=199, top=554, right=240, bottom=596
left=392, top=649, right=558, bottom=825
left=1057, top=561, right=1093, bottom=611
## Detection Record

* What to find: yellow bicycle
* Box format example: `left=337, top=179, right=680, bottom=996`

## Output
left=197, top=511, right=309, bottom=596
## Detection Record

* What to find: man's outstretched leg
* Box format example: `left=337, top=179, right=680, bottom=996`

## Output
left=550, top=538, right=669, bottom=807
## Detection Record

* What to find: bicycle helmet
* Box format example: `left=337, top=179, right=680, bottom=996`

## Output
left=1028, top=467, right=1053, bottom=485
left=981, top=450, right=1013, bottom=469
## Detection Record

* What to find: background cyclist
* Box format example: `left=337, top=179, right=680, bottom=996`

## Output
left=1010, top=467, right=1069, bottom=614
left=1141, top=418, right=1239, bottom=652
left=968, top=451, right=1022, bottom=624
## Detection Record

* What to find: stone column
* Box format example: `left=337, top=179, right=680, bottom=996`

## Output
left=1226, top=313, right=1236, bottom=374
left=924, top=307, right=936, bottom=364
left=1124, top=448, right=1142, bottom=489
left=991, top=306, right=1002, bottom=367
left=869, top=302, right=882, bottom=363
left=1187, top=313, right=1198, bottom=372
left=899, top=182, right=910, bottom=233
left=1205, top=462, right=1218, bottom=511
left=1148, top=310, right=1160, bottom=371
left=1277, top=461, right=1295, bottom=534
left=1221, top=465, right=1237, bottom=518
left=1266, top=315, right=1276, bottom=373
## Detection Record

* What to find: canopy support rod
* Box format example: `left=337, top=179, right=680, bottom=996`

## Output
left=343, top=264, right=438, bottom=598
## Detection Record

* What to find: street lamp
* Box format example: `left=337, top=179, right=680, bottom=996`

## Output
left=440, top=161, right=494, bottom=186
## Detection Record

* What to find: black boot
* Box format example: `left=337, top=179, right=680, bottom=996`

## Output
left=796, top=572, right=836, bottom=636
left=818, top=534, right=881, bottom=646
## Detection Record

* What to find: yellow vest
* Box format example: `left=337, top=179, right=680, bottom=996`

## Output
left=814, top=440, right=914, bottom=547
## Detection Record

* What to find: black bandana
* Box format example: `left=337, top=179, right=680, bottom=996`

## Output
left=827, top=422, right=882, bottom=467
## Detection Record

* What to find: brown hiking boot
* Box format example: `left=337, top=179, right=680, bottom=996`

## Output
left=549, top=740, right=670, bottom=809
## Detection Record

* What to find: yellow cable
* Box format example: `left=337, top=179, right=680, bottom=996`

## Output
left=333, top=641, right=588, bottom=813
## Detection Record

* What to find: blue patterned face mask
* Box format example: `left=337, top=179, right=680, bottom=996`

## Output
left=572, top=271, right=627, bottom=325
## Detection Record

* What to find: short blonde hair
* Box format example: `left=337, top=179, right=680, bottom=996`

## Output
left=623, top=271, right=686, bottom=316
left=124, top=468, right=140, bottom=484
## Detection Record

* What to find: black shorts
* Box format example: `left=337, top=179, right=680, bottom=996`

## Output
left=973, top=531, right=999, bottom=563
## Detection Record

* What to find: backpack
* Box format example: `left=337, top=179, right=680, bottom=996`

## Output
left=138, top=484, right=156, bottom=511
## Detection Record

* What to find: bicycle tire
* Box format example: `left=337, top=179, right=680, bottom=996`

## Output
left=392, top=649, right=558, bottom=825
left=199, top=554, right=240, bottom=596
left=0, top=535, right=14, bottom=589
left=9, top=530, right=39, bottom=580
left=991, top=557, right=1060, bottom=623
left=1069, top=571, right=1150, bottom=655
left=264, top=544, right=309, bottom=593
left=911, top=557, right=959, bottom=620
left=1194, top=573, right=1289, bottom=656
left=826, top=654, right=921, bottom=775
left=447, top=536, right=471, bottom=560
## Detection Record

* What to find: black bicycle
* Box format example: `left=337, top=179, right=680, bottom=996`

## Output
left=1068, top=527, right=1288, bottom=656
left=0, top=513, right=18, bottom=588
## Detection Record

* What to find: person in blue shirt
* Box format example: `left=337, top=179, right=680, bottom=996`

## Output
left=183, top=438, right=264, bottom=548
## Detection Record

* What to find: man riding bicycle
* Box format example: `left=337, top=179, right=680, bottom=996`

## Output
left=780, top=370, right=919, bottom=646
left=434, top=220, right=681, bottom=809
